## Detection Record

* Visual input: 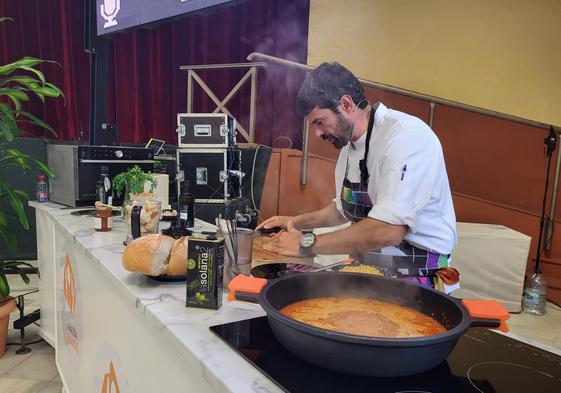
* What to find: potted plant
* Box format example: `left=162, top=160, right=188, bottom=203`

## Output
left=0, top=16, right=63, bottom=357
left=112, top=164, right=157, bottom=202
left=0, top=261, right=38, bottom=357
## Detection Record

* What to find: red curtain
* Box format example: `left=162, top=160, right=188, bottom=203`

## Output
left=0, top=0, right=309, bottom=147
left=0, top=0, right=90, bottom=141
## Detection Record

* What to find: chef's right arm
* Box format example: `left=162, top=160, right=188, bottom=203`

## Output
left=256, top=202, right=348, bottom=231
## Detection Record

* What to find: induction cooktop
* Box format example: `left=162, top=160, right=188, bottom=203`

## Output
left=210, top=316, right=561, bottom=393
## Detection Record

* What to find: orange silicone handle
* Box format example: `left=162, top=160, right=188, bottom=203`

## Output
left=227, top=275, right=268, bottom=302
left=462, top=299, right=510, bottom=333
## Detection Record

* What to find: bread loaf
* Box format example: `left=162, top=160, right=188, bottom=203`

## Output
left=122, top=234, right=174, bottom=276
left=167, top=236, right=188, bottom=276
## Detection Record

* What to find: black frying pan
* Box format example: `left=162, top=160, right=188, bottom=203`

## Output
left=228, top=272, right=508, bottom=377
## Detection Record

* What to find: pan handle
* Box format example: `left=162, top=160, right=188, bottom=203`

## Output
left=227, top=275, right=268, bottom=303
left=461, top=299, right=510, bottom=332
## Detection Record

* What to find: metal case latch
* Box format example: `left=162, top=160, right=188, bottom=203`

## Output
left=220, top=124, right=229, bottom=137
left=176, top=124, right=186, bottom=137
left=219, top=170, right=245, bottom=182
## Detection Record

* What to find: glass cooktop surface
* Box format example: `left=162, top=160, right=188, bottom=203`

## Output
left=210, top=316, right=561, bottom=393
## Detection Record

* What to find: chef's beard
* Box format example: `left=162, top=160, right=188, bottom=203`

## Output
left=325, top=114, right=353, bottom=149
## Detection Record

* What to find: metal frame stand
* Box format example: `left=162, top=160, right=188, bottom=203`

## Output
left=12, top=291, right=41, bottom=354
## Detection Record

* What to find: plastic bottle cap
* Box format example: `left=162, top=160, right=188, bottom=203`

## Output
left=38, top=175, right=45, bottom=180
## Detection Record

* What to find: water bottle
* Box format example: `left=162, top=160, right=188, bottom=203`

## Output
left=36, top=174, right=49, bottom=202
left=522, top=272, right=547, bottom=315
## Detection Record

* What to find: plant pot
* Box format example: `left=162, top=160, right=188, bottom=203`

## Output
left=0, top=298, right=16, bottom=358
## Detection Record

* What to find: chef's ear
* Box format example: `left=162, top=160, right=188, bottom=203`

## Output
left=338, top=95, right=354, bottom=114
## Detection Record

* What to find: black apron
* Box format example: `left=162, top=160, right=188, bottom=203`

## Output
left=340, top=105, right=450, bottom=283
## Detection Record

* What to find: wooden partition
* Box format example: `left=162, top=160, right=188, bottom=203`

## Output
left=261, top=85, right=561, bottom=304
left=258, top=148, right=337, bottom=220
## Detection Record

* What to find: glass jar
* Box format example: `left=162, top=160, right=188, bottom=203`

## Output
left=95, top=207, right=113, bottom=232
left=123, top=197, right=161, bottom=243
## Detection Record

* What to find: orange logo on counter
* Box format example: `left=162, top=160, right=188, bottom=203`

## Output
left=63, top=254, right=76, bottom=316
left=101, top=361, right=121, bottom=393
left=60, top=248, right=81, bottom=360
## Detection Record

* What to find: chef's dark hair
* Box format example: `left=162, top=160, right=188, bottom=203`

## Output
left=295, top=62, right=367, bottom=117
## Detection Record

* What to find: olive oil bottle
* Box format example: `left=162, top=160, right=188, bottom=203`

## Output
left=178, top=180, right=195, bottom=228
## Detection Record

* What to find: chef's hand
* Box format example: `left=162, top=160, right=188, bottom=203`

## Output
left=256, top=215, right=296, bottom=231
left=263, top=221, right=302, bottom=257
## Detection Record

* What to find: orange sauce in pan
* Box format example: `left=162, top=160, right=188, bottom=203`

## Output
left=280, top=297, right=446, bottom=338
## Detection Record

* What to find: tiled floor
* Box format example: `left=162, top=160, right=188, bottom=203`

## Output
left=1, top=265, right=560, bottom=392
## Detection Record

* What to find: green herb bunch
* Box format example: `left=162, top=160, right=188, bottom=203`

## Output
left=112, top=165, right=157, bottom=200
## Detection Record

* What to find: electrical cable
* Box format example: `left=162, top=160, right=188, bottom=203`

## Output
left=534, top=126, right=557, bottom=274
left=273, top=135, right=293, bottom=149
left=194, top=182, right=227, bottom=214
left=249, top=144, right=272, bottom=221
left=250, top=144, right=261, bottom=210
left=182, top=170, right=226, bottom=198
left=540, top=214, right=555, bottom=255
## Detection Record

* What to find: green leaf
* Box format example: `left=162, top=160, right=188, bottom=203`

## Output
left=18, top=65, right=46, bottom=83
left=2, top=260, right=37, bottom=270
left=13, top=110, right=56, bottom=135
left=0, top=148, right=32, bottom=171
left=34, top=86, right=62, bottom=98
left=2, top=131, right=14, bottom=142
left=0, top=88, right=30, bottom=101
left=0, top=88, right=29, bottom=111
left=19, top=56, right=45, bottom=67
left=0, top=75, right=40, bottom=88
left=0, top=179, right=29, bottom=229
left=45, top=82, right=64, bottom=98
left=0, top=227, right=17, bottom=252
left=0, top=121, right=16, bottom=141
left=0, top=273, right=10, bottom=298
left=14, top=190, right=31, bottom=200
left=31, top=159, right=54, bottom=178
left=0, top=103, right=16, bottom=123
left=18, top=271, right=30, bottom=285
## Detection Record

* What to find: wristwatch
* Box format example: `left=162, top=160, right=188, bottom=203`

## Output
left=299, top=232, right=317, bottom=258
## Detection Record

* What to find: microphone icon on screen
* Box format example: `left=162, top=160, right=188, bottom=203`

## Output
left=100, top=0, right=121, bottom=28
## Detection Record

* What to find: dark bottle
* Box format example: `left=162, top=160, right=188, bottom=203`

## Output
left=178, top=180, right=195, bottom=228
left=96, top=166, right=112, bottom=204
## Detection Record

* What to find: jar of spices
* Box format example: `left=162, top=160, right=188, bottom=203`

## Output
left=95, top=202, right=113, bottom=232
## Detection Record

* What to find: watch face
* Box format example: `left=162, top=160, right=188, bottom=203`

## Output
left=300, top=233, right=315, bottom=248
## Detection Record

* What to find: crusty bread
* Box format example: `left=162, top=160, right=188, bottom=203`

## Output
left=167, top=236, right=188, bottom=276
left=122, top=234, right=174, bottom=276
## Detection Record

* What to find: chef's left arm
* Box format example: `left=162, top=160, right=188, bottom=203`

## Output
left=264, top=218, right=406, bottom=257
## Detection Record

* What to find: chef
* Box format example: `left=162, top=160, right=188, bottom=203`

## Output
left=256, top=62, right=458, bottom=291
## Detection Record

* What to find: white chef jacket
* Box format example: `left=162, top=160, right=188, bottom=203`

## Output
left=334, top=103, right=457, bottom=255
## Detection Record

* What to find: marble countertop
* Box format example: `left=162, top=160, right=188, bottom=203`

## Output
left=30, top=202, right=281, bottom=393
left=30, top=202, right=561, bottom=392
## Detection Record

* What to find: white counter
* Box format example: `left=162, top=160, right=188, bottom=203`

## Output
left=30, top=202, right=281, bottom=393
left=31, top=202, right=561, bottom=393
